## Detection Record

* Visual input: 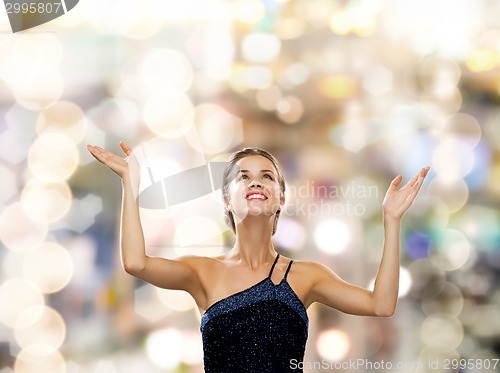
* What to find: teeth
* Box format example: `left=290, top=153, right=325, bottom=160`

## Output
left=247, top=194, right=266, bottom=200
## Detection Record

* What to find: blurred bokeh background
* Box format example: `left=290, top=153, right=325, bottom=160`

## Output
left=1, top=0, right=500, bottom=372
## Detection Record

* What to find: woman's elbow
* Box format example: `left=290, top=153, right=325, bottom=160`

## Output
left=122, top=259, right=145, bottom=276
left=374, top=305, right=396, bottom=317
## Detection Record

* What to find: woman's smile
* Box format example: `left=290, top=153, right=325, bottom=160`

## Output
left=245, top=191, right=268, bottom=201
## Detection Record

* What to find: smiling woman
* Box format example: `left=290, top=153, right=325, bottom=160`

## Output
left=221, top=147, right=285, bottom=235
left=86, top=141, right=429, bottom=372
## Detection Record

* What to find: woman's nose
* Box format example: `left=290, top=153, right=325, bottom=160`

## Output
left=248, top=179, right=262, bottom=188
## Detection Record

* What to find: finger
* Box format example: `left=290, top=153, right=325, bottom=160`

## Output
left=87, top=145, right=108, bottom=160
left=120, top=141, right=132, bottom=156
left=405, top=172, right=421, bottom=189
left=87, top=145, right=104, bottom=161
left=405, top=166, right=428, bottom=189
left=407, top=170, right=429, bottom=198
left=87, top=145, right=101, bottom=162
left=412, top=166, right=431, bottom=188
left=389, top=175, right=403, bottom=191
left=404, top=188, right=422, bottom=207
left=88, top=146, right=117, bottom=165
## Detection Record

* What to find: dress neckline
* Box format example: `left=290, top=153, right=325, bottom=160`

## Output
left=203, top=253, right=282, bottom=314
left=203, top=276, right=287, bottom=314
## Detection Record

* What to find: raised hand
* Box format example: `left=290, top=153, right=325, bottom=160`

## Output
left=382, top=166, right=430, bottom=221
left=86, top=141, right=141, bottom=192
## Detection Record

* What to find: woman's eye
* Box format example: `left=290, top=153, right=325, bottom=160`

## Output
left=263, top=174, right=273, bottom=180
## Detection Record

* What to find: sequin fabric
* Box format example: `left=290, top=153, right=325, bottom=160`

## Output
left=200, top=254, right=309, bottom=372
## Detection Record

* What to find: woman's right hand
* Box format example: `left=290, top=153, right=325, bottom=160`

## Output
left=87, top=141, right=140, bottom=190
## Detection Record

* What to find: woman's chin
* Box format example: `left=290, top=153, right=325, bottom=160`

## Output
left=234, top=207, right=278, bottom=219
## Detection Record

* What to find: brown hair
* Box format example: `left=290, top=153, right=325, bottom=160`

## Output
left=222, top=147, right=285, bottom=235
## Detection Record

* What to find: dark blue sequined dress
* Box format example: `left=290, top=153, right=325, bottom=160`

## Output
left=200, top=254, right=309, bottom=372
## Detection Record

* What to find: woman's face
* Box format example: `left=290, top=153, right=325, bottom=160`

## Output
left=227, top=155, right=284, bottom=225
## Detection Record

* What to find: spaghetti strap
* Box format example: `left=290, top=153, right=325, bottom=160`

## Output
left=284, top=260, right=294, bottom=280
left=268, top=253, right=280, bottom=278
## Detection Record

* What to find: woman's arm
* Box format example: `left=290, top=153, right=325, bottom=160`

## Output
left=87, top=142, right=206, bottom=305
left=305, top=166, right=430, bottom=316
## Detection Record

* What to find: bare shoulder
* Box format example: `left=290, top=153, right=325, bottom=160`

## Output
left=285, top=259, right=350, bottom=309
left=288, top=259, right=335, bottom=280
left=175, top=254, right=223, bottom=271
left=175, top=253, right=236, bottom=279
left=279, top=259, right=336, bottom=309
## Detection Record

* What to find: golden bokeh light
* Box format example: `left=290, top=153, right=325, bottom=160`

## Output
left=231, top=0, right=265, bottom=24
left=430, top=229, right=472, bottom=272
left=111, top=0, right=163, bottom=39
left=145, top=328, right=183, bottom=369
left=274, top=217, right=306, bottom=252
left=316, top=328, right=350, bottom=361
left=277, top=96, right=304, bottom=124
left=427, top=177, right=469, bottom=213
left=442, top=113, right=482, bottom=147
left=417, top=56, right=462, bottom=98
left=421, top=281, right=464, bottom=317
left=420, top=88, right=463, bottom=118
left=282, top=63, right=310, bottom=87
left=0, top=33, right=62, bottom=87
left=256, top=86, right=282, bottom=111
left=179, top=330, right=204, bottom=365
left=147, top=0, right=231, bottom=22
left=275, top=17, right=307, bottom=39
left=14, top=306, right=66, bottom=352
left=241, top=33, right=281, bottom=63
left=319, top=75, right=358, bottom=100
left=241, top=66, right=274, bottom=90
left=0, top=278, right=45, bottom=328
left=27, top=133, right=80, bottom=183
left=329, top=8, right=376, bottom=36
left=173, top=216, right=224, bottom=257
left=14, top=345, right=66, bottom=373
left=36, top=101, right=88, bottom=144
left=407, top=258, right=446, bottom=289
left=486, top=160, right=500, bottom=196
left=87, top=98, right=140, bottom=139
left=314, top=219, right=351, bottom=255
left=13, top=72, right=64, bottom=111
left=0, top=202, right=48, bottom=252
left=185, top=24, right=234, bottom=80
left=139, top=48, right=194, bottom=94
left=143, top=91, right=194, bottom=138
left=432, top=137, right=474, bottom=182
left=185, top=104, right=243, bottom=154
left=134, top=284, right=171, bottom=323
left=465, top=48, right=498, bottom=72
left=467, top=304, right=500, bottom=338
left=421, top=314, right=464, bottom=349
left=0, top=162, right=17, bottom=205
left=21, top=179, right=72, bottom=224
left=156, top=288, right=197, bottom=312
left=362, top=65, right=394, bottom=96
left=22, top=242, right=74, bottom=294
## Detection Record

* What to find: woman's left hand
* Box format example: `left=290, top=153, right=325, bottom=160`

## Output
left=382, top=166, right=430, bottom=221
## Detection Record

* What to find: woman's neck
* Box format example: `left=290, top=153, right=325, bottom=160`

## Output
left=229, top=216, right=277, bottom=269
